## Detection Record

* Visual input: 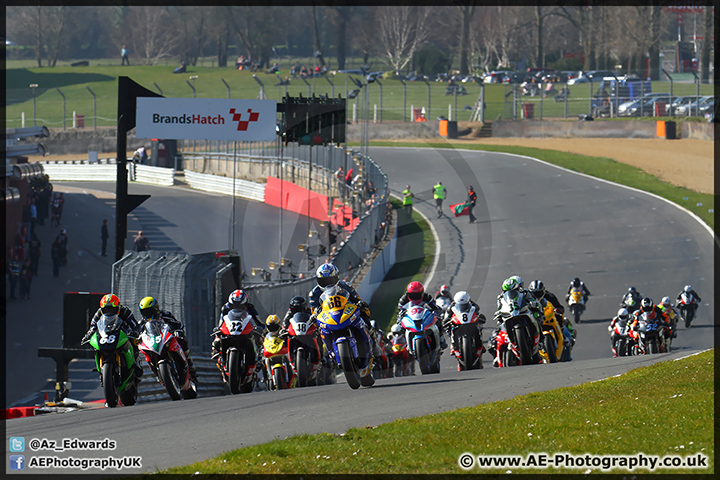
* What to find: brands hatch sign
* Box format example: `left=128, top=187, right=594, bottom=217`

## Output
left=136, top=98, right=277, bottom=141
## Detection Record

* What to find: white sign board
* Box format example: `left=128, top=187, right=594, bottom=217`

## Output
left=136, top=98, right=277, bottom=141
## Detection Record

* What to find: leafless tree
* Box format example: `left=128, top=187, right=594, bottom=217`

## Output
left=377, top=6, right=432, bottom=73
left=124, top=6, right=182, bottom=65
left=457, top=3, right=476, bottom=75
left=227, top=6, right=286, bottom=69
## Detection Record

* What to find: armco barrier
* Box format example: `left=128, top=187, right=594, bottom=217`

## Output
left=41, top=161, right=175, bottom=186
left=184, top=169, right=265, bottom=201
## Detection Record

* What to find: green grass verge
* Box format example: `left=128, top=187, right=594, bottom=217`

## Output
left=367, top=140, right=714, bottom=231
left=161, top=349, right=713, bottom=475
left=367, top=198, right=435, bottom=333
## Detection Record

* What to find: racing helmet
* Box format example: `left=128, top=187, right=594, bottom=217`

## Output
left=453, top=291, right=470, bottom=305
left=406, top=281, right=424, bottom=301
left=502, top=277, right=520, bottom=292
left=316, top=263, right=340, bottom=290
left=391, top=324, right=403, bottom=335
left=660, top=297, right=671, bottom=308
left=617, top=308, right=629, bottom=320
left=139, top=296, right=160, bottom=319
left=683, top=285, right=692, bottom=293
left=572, top=277, right=581, bottom=288
left=640, top=297, right=654, bottom=313
left=228, top=289, right=249, bottom=311
left=510, top=275, right=524, bottom=289
left=289, top=295, right=308, bottom=313
left=628, top=286, right=636, bottom=293
left=528, top=280, right=546, bottom=300
left=439, top=284, right=450, bottom=294
left=265, top=314, right=281, bottom=332
left=99, top=294, right=121, bottom=315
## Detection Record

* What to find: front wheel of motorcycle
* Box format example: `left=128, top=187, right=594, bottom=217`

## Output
left=273, top=367, right=286, bottom=390
left=159, top=361, right=182, bottom=400
left=573, top=306, right=581, bottom=324
left=102, top=362, right=118, bottom=408
left=544, top=335, right=558, bottom=363
left=228, top=349, right=242, bottom=394
left=337, top=341, right=361, bottom=389
left=460, top=336, right=473, bottom=371
left=296, top=348, right=309, bottom=388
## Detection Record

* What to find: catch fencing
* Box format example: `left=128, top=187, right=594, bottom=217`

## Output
left=111, top=143, right=389, bottom=354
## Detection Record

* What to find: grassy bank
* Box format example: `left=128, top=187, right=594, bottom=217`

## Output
left=368, top=140, right=714, bottom=231
left=162, top=350, right=713, bottom=475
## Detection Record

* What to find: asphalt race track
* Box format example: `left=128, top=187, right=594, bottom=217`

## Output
left=6, top=147, right=714, bottom=474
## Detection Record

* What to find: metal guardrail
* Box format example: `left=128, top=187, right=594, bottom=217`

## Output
left=40, top=161, right=175, bottom=186
left=184, top=169, right=265, bottom=202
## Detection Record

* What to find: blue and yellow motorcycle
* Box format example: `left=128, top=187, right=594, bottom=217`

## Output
left=315, top=286, right=375, bottom=389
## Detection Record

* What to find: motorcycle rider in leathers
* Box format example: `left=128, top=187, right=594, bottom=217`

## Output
left=396, top=281, right=448, bottom=350
left=82, top=293, right=144, bottom=378
left=211, top=289, right=266, bottom=364
left=138, top=296, right=198, bottom=382
left=441, top=290, right=486, bottom=364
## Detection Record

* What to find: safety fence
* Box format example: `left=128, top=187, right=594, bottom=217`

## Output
left=184, top=169, right=265, bottom=201
left=40, top=160, right=175, bottom=186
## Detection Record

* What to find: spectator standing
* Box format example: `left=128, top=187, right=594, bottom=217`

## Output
left=51, top=238, right=62, bottom=277
left=51, top=193, right=64, bottom=226
left=22, top=199, right=32, bottom=238
left=19, top=258, right=32, bottom=299
left=133, top=146, right=148, bottom=164
left=134, top=231, right=150, bottom=252
left=432, top=181, right=447, bottom=218
left=345, top=168, right=353, bottom=187
left=121, top=45, right=130, bottom=65
left=57, top=229, right=69, bottom=266
left=402, top=185, right=414, bottom=217
left=14, top=226, right=28, bottom=260
left=28, top=231, right=41, bottom=276
left=37, top=186, right=51, bottom=226
left=101, top=219, right=109, bottom=256
left=467, top=185, right=477, bottom=223
left=7, top=255, right=20, bottom=299
left=29, top=197, right=38, bottom=235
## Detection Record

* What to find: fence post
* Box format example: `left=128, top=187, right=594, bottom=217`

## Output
left=423, top=77, right=431, bottom=120
left=87, top=86, right=97, bottom=130
left=56, top=87, right=66, bottom=130
left=30, top=84, right=38, bottom=127
left=400, top=79, right=407, bottom=122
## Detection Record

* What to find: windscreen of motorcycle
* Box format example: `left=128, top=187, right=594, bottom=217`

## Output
left=570, top=288, right=583, bottom=304
left=289, top=312, right=312, bottom=335
left=499, top=290, right=523, bottom=316
left=451, top=303, right=477, bottom=324
left=317, top=298, right=358, bottom=329
left=97, top=314, right=122, bottom=336
left=401, top=305, right=434, bottom=331
left=222, top=309, right=253, bottom=335
left=140, top=319, right=171, bottom=354
left=263, top=333, right=286, bottom=355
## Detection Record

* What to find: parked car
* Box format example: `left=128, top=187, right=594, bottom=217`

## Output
left=483, top=71, right=511, bottom=83
left=669, top=96, right=694, bottom=116
left=617, top=95, right=674, bottom=117
left=698, top=97, right=716, bottom=116
left=567, top=70, right=617, bottom=85
left=673, top=96, right=712, bottom=116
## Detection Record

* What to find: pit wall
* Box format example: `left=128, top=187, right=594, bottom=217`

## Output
left=492, top=119, right=715, bottom=140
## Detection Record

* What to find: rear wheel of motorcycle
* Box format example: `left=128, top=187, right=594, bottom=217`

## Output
left=515, top=326, right=532, bottom=365
left=296, top=349, right=309, bottom=388
left=102, top=362, right=118, bottom=408
left=544, top=335, right=558, bottom=363
left=228, top=350, right=241, bottom=394
left=337, top=342, right=361, bottom=389
left=460, top=336, right=473, bottom=371
left=273, top=367, right=286, bottom=390
left=159, top=361, right=182, bottom=400
left=415, top=339, right=431, bottom=374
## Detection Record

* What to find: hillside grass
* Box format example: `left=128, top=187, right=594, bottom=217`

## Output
left=5, top=64, right=714, bottom=129
left=160, top=349, right=713, bottom=475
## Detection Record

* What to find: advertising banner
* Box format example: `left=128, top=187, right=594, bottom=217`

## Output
left=136, top=98, right=277, bottom=141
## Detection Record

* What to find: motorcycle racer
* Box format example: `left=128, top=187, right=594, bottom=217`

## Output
left=566, top=277, right=591, bottom=303
left=139, top=296, right=198, bottom=382
left=676, top=285, right=701, bottom=318
left=608, top=308, right=632, bottom=357
left=82, top=294, right=144, bottom=377
left=434, top=284, right=453, bottom=302
left=310, top=263, right=381, bottom=357
left=629, top=297, right=670, bottom=334
left=657, top=297, right=678, bottom=341
left=212, top=289, right=265, bottom=362
left=396, top=281, right=448, bottom=350
left=442, top=290, right=486, bottom=358
left=620, top=286, right=643, bottom=313
left=528, top=279, right=575, bottom=359
left=281, top=295, right=312, bottom=330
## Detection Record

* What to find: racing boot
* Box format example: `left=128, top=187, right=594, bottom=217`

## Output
left=184, top=350, right=198, bottom=383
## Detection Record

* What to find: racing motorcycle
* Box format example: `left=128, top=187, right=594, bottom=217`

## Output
left=567, top=287, right=586, bottom=323
left=284, top=312, right=321, bottom=387
left=399, top=303, right=443, bottom=374
left=676, top=292, right=698, bottom=328
left=495, top=289, right=541, bottom=366
left=262, top=332, right=295, bottom=390
left=138, top=319, right=197, bottom=400
left=213, top=308, right=260, bottom=394
left=315, top=286, right=375, bottom=389
left=372, top=331, right=391, bottom=379
left=620, top=294, right=640, bottom=314
left=82, top=314, right=139, bottom=408
left=633, top=311, right=665, bottom=355
left=447, top=301, right=484, bottom=370
left=388, top=333, right=410, bottom=376
left=538, top=301, right=565, bottom=364
left=609, top=319, right=632, bottom=357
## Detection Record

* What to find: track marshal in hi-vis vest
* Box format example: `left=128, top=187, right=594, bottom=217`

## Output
left=433, top=181, right=447, bottom=218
